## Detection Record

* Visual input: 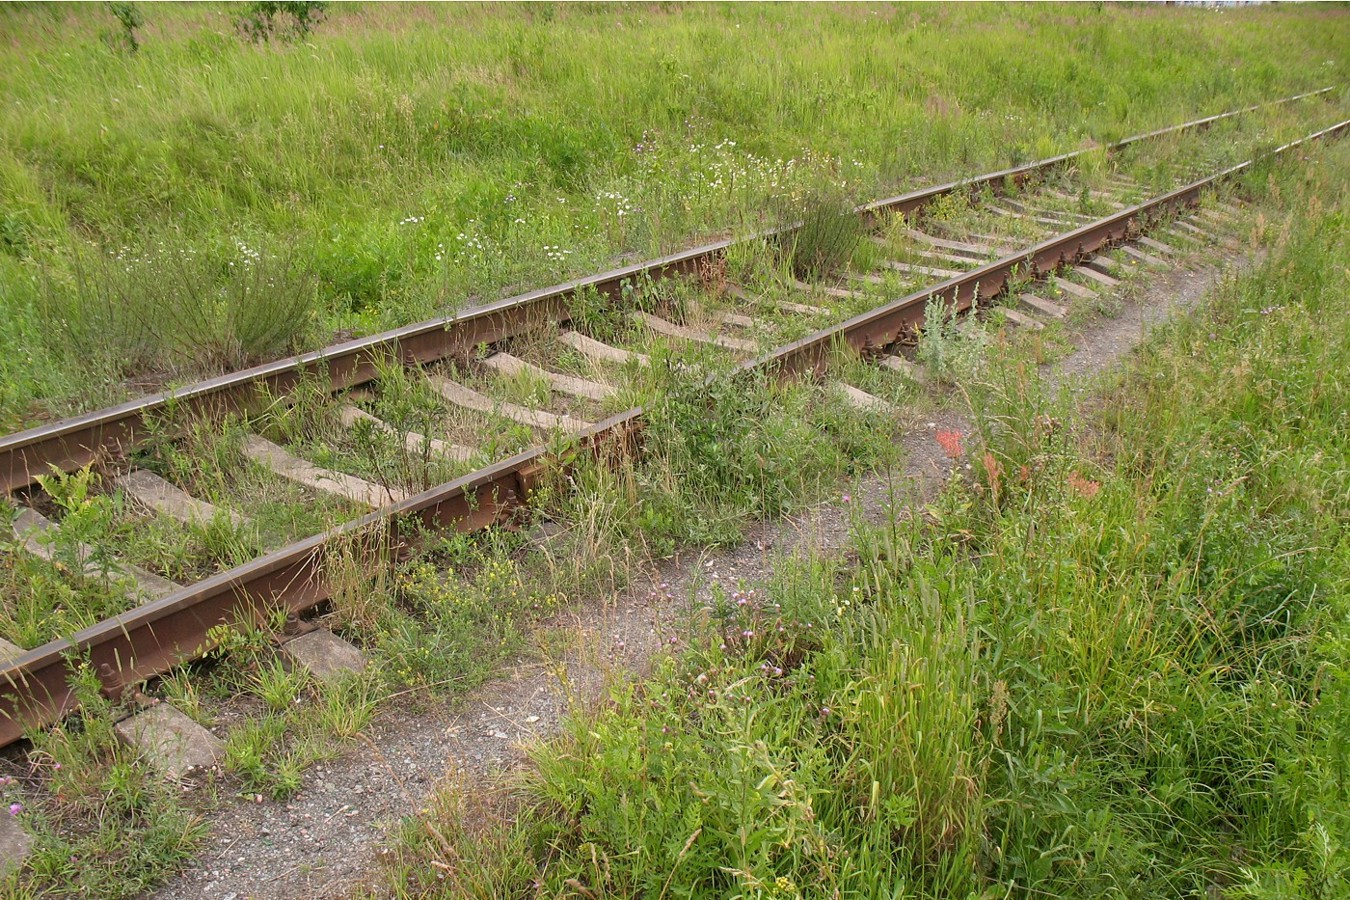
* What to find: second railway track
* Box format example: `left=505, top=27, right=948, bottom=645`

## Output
left=0, top=98, right=1345, bottom=749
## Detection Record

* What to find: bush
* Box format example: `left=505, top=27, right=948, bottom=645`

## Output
left=236, top=1, right=327, bottom=43
left=104, top=2, right=142, bottom=54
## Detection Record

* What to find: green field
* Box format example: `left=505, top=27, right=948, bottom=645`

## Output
left=0, top=2, right=1346, bottom=428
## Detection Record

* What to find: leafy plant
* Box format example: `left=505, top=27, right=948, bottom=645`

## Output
left=236, top=1, right=326, bottom=43
left=32, top=465, right=120, bottom=579
left=104, top=2, right=143, bottom=54
left=915, top=293, right=991, bottom=384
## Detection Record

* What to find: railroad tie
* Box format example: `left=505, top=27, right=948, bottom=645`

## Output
left=902, top=228, right=997, bottom=258
left=877, top=354, right=923, bottom=381
left=1074, top=265, right=1121, bottom=288
left=833, top=382, right=899, bottom=415
left=481, top=352, right=616, bottom=402
left=724, top=283, right=817, bottom=317
left=337, top=405, right=477, bottom=463
left=1162, top=227, right=1204, bottom=248
left=1019, top=293, right=1068, bottom=320
left=847, top=272, right=888, bottom=287
left=1119, top=245, right=1168, bottom=268
left=882, top=260, right=963, bottom=279
left=912, top=246, right=981, bottom=267
left=281, top=629, right=368, bottom=683
left=694, top=304, right=757, bottom=330
left=427, top=375, right=593, bottom=434
left=1086, top=190, right=1128, bottom=209
left=10, top=508, right=180, bottom=600
left=1084, top=254, right=1127, bottom=275
left=966, top=233, right=1020, bottom=253
left=717, top=310, right=757, bottom=329
left=778, top=297, right=830, bottom=316
left=1172, top=219, right=1216, bottom=239
left=1051, top=276, right=1100, bottom=302
left=631, top=311, right=758, bottom=354
left=115, top=469, right=247, bottom=529
left=241, top=435, right=409, bottom=508
left=114, top=703, right=224, bottom=781
left=1002, top=308, right=1046, bottom=331
left=558, top=330, right=650, bottom=367
left=1135, top=236, right=1179, bottom=256
left=1031, top=204, right=1095, bottom=224
left=0, top=637, right=23, bottom=663
left=791, top=279, right=868, bottom=301
left=999, top=199, right=1084, bottom=226
left=986, top=205, right=1059, bottom=230
left=1179, top=219, right=1240, bottom=247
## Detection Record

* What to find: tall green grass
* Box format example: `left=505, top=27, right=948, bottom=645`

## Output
left=378, top=148, right=1350, bottom=897
left=0, top=3, right=1345, bottom=426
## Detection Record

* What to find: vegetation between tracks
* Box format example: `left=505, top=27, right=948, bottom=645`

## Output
left=375, top=151, right=1350, bottom=896
left=0, top=2, right=1346, bottom=427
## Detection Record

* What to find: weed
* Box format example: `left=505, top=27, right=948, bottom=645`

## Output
left=252, top=658, right=308, bottom=713
left=916, top=294, right=991, bottom=384
left=32, top=465, right=120, bottom=579
left=314, top=673, right=378, bottom=739
left=1, top=664, right=207, bottom=898
left=36, top=237, right=320, bottom=384
left=777, top=185, right=862, bottom=279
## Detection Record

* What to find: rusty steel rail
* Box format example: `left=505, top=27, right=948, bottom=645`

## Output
left=0, top=113, right=1343, bottom=748
left=0, top=87, right=1334, bottom=494
left=856, top=86, right=1336, bottom=222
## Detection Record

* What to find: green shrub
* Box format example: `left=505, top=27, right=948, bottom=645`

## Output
left=104, top=2, right=143, bottom=54
left=236, top=1, right=326, bottom=43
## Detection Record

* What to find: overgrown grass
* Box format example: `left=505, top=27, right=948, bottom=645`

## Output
left=375, top=149, right=1350, bottom=896
left=0, top=239, right=916, bottom=896
left=1, top=7, right=1347, bottom=894
left=0, top=3, right=1345, bottom=426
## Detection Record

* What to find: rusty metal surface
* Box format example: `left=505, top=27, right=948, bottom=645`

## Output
left=0, top=88, right=1332, bottom=493
left=0, top=114, right=1342, bottom=749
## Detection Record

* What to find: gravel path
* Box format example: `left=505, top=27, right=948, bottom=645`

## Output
left=149, top=249, right=1243, bottom=900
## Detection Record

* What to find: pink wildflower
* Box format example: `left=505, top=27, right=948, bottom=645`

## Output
left=935, top=429, right=964, bottom=458
left=1067, top=472, right=1101, bottom=499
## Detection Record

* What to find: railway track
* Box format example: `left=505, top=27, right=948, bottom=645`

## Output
left=0, top=96, right=1344, bottom=751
